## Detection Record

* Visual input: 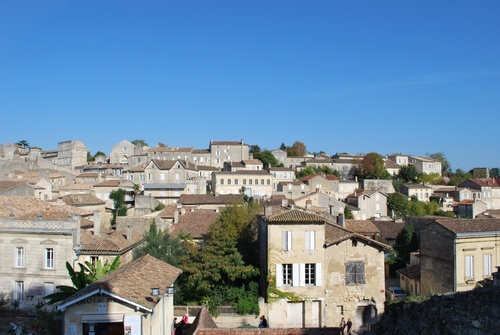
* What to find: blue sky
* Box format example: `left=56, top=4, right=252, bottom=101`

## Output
left=1, top=1, right=499, bottom=171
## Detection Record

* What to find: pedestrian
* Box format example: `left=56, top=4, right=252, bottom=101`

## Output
left=339, top=317, right=346, bottom=334
left=172, top=317, right=178, bottom=335
left=259, top=315, right=268, bottom=328
left=346, top=318, right=352, bottom=335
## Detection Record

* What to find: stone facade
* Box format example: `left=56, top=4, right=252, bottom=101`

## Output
left=56, top=140, right=88, bottom=171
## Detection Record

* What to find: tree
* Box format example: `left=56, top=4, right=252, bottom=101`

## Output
left=253, top=150, right=279, bottom=169
left=447, top=168, right=472, bottom=186
left=131, top=139, right=148, bottom=147
left=133, top=221, right=186, bottom=267
left=387, top=193, right=409, bottom=218
left=397, top=165, right=420, bottom=183
left=109, top=189, right=127, bottom=225
left=417, top=173, right=442, bottom=185
left=157, top=142, right=167, bottom=147
left=44, top=257, right=121, bottom=304
left=288, top=141, right=307, bottom=157
left=16, top=140, right=30, bottom=148
left=491, top=168, right=500, bottom=178
left=393, top=224, right=418, bottom=262
left=428, top=152, right=451, bottom=175
left=94, top=151, right=106, bottom=158
left=357, top=152, right=391, bottom=179
left=279, top=142, right=288, bottom=151
left=344, top=206, right=354, bottom=219
left=249, top=145, right=261, bottom=154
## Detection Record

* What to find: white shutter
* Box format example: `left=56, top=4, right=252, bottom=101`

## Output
left=299, top=263, right=306, bottom=287
left=305, top=231, right=315, bottom=251
left=287, top=231, right=292, bottom=250
left=276, top=264, right=283, bottom=287
left=292, top=263, right=299, bottom=287
left=282, top=231, right=287, bottom=250
left=316, top=263, right=322, bottom=286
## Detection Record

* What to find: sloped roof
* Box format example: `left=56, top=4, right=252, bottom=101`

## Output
left=185, top=306, right=218, bottom=334
left=397, top=264, right=420, bottom=280
left=385, top=160, right=401, bottom=169
left=62, top=194, right=106, bottom=206
left=59, top=254, right=182, bottom=311
left=178, top=194, right=244, bottom=205
left=324, top=222, right=391, bottom=250
left=430, top=218, right=500, bottom=234
left=346, top=220, right=380, bottom=234
left=372, top=220, right=405, bottom=240
left=266, top=209, right=326, bottom=223
left=0, top=196, right=88, bottom=220
left=0, top=180, right=27, bottom=193
left=169, top=209, right=220, bottom=239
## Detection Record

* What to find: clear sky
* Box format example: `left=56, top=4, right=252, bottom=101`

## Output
left=1, top=0, right=499, bottom=171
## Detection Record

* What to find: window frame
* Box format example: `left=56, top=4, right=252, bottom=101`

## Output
left=15, top=246, right=25, bottom=268
left=45, top=247, right=55, bottom=269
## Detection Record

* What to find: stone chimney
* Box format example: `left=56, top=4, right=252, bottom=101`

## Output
left=174, top=206, right=179, bottom=224
left=94, top=211, right=101, bottom=237
left=306, top=199, right=312, bottom=210
left=337, top=213, right=345, bottom=228
left=264, top=206, right=273, bottom=217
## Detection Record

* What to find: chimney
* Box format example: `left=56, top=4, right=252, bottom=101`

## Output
left=174, top=206, right=179, bottom=224
left=264, top=206, right=273, bottom=217
left=306, top=199, right=312, bottom=210
left=337, top=213, right=345, bottom=228
left=282, top=198, right=289, bottom=208
left=94, top=211, right=101, bottom=237
left=127, top=224, right=132, bottom=241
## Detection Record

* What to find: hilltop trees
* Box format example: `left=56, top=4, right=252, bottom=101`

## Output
left=357, top=152, right=391, bottom=179
left=109, top=189, right=127, bottom=225
left=253, top=150, right=280, bottom=169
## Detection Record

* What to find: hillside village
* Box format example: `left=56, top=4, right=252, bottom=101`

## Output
left=0, top=138, right=499, bottom=335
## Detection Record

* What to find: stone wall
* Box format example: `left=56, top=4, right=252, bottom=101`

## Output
left=193, top=328, right=339, bottom=335
left=375, top=284, right=500, bottom=335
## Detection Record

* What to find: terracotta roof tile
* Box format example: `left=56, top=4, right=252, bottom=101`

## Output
left=178, top=194, right=244, bottom=205
left=0, top=196, right=88, bottom=220
left=80, top=228, right=143, bottom=254
left=397, top=264, right=420, bottom=280
left=432, top=218, right=500, bottom=234
left=267, top=210, right=326, bottom=223
left=372, top=220, right=405, bottom=240
left=169, top=210, right=220, bottom=238
left=62, top=194, right=106, bottom=206
left=346, top=220, right=380, bottom=234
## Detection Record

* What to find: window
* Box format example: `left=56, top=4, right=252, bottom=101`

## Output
left=261, top=179, right=264, bottom=185
left=228, top=179, right=231, bottom=185
left=345, top=261, right=365, bottom=285
left=465, top=255, right=474, bottom=278
left=267, top=179, right=271, bottom=185
left=45, top=248, right=54, bottom=269
left=255, top=179, right=258, bottom=185
left=15, top=281, right=24, bottom=301
left=283, top=264, right=293, bottom=285
left=235, top=179, right=238, bottom=185
left=175, top=173, right=179, bottom=180
left=305, top=263, right=316, bottom=285
left=282, top=231, right=292, bottom=251
left=243, top=179, right=246, bottom=185
left=305, top=231, right=315, bottom=251
left=44, top=282, right=54, bottom=296
left=220, top=179, right=224, bottom=185
left=484, top=254, right=492, bottom=276
left=15, top=247, right=25, bottom=268
left=249, top=179, right=252, bottom=185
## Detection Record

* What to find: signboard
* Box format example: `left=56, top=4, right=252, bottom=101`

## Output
left=124, top=315, right=141, bottom=335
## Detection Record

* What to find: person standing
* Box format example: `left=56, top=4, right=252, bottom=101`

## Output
left=346, top=318, right=352, bottom=335
left=259, top=315, right=268, bottom=328
left=339, top=317, right=346, bottom=334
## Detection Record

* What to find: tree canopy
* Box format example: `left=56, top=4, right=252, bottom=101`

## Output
left=397, top=165, right=420, bottom=183
left=428, top=152, right=451, bottom=175
left=296, top=165, right=340, bottom=179
left=109, top=189, right=127, bottom=225
left=253, top=150, right=280, bottom=169
left=287, top=141, right=307, bottom=157
left=357, top=152, right=391, bottom=179
left=131, top=139, right=148, bottom=147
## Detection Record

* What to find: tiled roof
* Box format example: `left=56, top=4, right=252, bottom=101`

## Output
left=468, top=178, right=500, bottom=187
left=60, top=254, right=182, bottom=310
left=94, top=180, right=121, bottom=187
left=266, top=210, right=326, bottom=223
left=62, top=194, right=106, bottom=206
left=60, top=183, right=93, bottom=190
left=385, top=160, right=400, bottom=169
left=80, top=228, right=143, bottom=253
left=404, top=184, right=433, bottom=189
left=197, top=165, right=219, bottom=171
left=397, top=264, right=420, bottom=280
left=325, top=175, right=339, bottom=181
left=0, top=196, right=88, bottom=220
left=372, top=220, right=405, bottom=240
left=0, top=180, right=26, bottom=193
left=169, top=210, right=220, bottom=238
left=324, top=222, right=391, bottom=250
left=178, top=194, right=244, bottom=205
left=269, top=167, right=294, bottom=171
left=242, top=159, right=263, bottom=165
left=433, top=218, right=500, bottom=234
left=210, top=140, right=244, bottom=146
left=215, top=170, right=270, bottom=175
left=346, top=220, right=380, bottom=234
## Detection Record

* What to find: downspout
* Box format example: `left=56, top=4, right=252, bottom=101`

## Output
left=453, top=236, right=457, bottom=292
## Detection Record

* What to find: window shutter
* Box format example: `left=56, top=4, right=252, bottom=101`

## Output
left=292, top=263, right=299, bottom=287
left=276, top=264, right=283, bottom=287
left=287, top=231, right=292, bottom=250
left=305, top=231, right=315, bottom=250
left=316, top=263, right=322, bottom=286
left=282, top=232, right=287, bottom=250
left=299, top=263, right=306, bottom=287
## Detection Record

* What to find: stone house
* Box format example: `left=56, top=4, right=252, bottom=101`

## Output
left=384, top=159, right=401, bottom=177
left=419, top=218, right=500, bottom=295
left=300, top=174, right=339, bottom=197
left=212, top=170, right=273, bottom=198
left=258, top=208, right=390, bottom=332
left=58, top=254, right=181, bottom=335
left=457, top=199, right=488, bottom=218
left=338, top=180, right=359, bottom=200
left=401, top=184, right=434, bottom=202
left=177, top=194, right=244, bottom=211
left=224, top=159, right=264, bottom=172
left=292, top=192, right=346, bottom=217
left=277, top=181, right=308, bottom=199
left=346, top=190, right=388, bottom=219
left=137, top=159, right=205, bottom=205
left=109, top=139, right=137, bottom=164
left=270, top=166, right=295, bottom=191
left=458, top=178, right=500, bottom=209
left=56, top=140, right=88, bottom=171
left=372, top=220, right=405, bottom=247
left=209, top=140, right=250, bottom=169
left=168, top=208, right=221, bottom=246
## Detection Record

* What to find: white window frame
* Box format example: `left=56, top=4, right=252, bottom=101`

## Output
left=15, top=281, right=24, bottom=301
left=484, top=254, right=492, bottom=276
left=305, top=231, right=315, bottom=251
left=465, top=255, right=474, bottom=278
left=282, top=231, right=292, bottom=251
left=15, top=247, right=25, bottom=268
left=283, top=264, right=293, bottom=286
left=45, top=248, right=54, bottom=269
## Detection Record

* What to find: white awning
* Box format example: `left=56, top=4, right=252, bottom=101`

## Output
left=81, top=314, right=124, bottom=323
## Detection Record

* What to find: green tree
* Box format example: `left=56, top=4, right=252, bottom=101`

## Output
left=253, top=150, right=280, bottom=169
left=357, top=152, right=390, bottom=179
left=44, top=257, right=120, bottom=304
left=131, top=139, right=148, bottom=147
left=394, top=224, right=419, bottom=262
left=491, top=168, right=500, bottom=178
left=109, top=189, right=127, bottom=225
left=249, top=145, right=261, bottom=154
left=344, top=206, right=354, bottom=219
left=279, top=142, right=288, bottom=151
left=16, top=140, right=30, bottom=148
left=387, top=193, right=409, bottom=218
left=447, top=168, right=472, bottom=186
left=417, top=173, right=442, bottom=185
left=428, top=152, right=451, bottom=175
left=133, top=221, right=186, bottom=266
left=397, top=165, right=420, bottom=183
left=288, top=141, right=307, bottom=157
